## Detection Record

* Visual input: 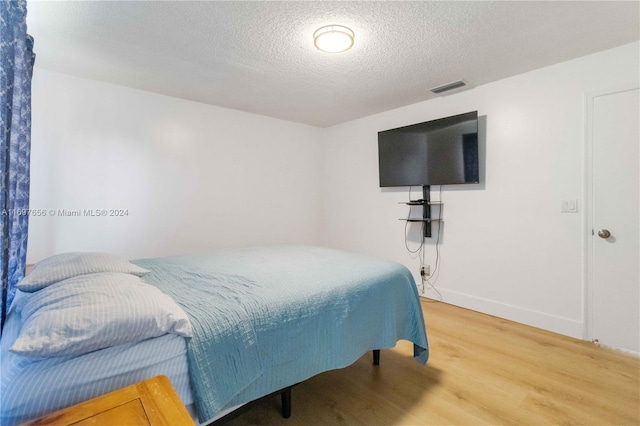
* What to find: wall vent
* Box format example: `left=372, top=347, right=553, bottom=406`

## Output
left=430, top=80, right=467, bottom=94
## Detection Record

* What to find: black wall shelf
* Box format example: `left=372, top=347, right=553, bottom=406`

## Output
left=399, top=185, right=441, bottom=238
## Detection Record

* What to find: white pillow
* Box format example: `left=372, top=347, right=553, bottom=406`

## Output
left=17, top=252, right=150, bottom=292
left=11, top=272, right=192, bottom=358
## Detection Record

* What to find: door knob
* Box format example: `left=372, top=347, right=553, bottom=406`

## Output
left=597, top=229, right=611, bottom=239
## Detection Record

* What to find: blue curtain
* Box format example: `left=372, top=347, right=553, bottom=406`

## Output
left=1, top=0, right=35, bottom=330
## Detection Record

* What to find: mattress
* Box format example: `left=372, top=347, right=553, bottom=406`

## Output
left=0, top=308, right=193, bottom=425
left=134, top=244, right=429, bottom=422
left=1, top=244, right=428, bottom=425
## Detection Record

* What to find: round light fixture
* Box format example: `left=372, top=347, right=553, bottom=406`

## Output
left=313, top=25, right=354, bottom=53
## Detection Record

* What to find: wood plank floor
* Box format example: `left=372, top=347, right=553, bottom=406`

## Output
left=222, top=298, right=640, bottom=425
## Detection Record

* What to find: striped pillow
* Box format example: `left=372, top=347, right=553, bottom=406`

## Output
left=18, top=252, right=150, bottom=292
left=11, top=272, right=192, bottom=358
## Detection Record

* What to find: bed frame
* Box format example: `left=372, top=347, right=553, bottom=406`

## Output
left=208, top=350, right=380, bottom=424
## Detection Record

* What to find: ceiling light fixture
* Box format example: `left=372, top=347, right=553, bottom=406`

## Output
left=313, top=25, right=354, bottom=53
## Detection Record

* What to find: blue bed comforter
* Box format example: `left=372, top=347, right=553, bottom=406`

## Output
left=133, top=245, right=428, bottom=422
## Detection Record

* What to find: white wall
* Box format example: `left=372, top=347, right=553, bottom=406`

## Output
left=28, top=69, right=323, bottom=262
left=320, top=42, right=640, bottom=338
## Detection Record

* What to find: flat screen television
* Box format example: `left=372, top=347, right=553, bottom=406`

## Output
left=378, top=111, right=479, bottom=187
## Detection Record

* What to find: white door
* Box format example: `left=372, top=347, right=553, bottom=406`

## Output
left=588, top=86, right=639, bottom=353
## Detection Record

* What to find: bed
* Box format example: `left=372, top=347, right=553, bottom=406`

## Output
left=0, top=244, right=429, bottom=425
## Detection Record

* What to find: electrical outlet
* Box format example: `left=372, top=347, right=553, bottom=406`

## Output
left=421, top=265, right=431, bottom=277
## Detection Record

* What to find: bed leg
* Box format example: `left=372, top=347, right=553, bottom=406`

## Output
left=281, top=387, right=292, bottom=419
left=373, top=349, right=380, bottom=365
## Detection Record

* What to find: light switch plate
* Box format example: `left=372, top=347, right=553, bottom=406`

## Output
left=561, top=199, right=578, bottom=213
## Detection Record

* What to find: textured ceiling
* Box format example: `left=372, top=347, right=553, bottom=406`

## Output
left=27, top=1, right=640, bottom=127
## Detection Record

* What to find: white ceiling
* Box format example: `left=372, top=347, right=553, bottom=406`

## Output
left=27, top=1, right=639, bottom=128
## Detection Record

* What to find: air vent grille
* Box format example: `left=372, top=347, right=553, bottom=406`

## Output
left=430, top=80, right=467, bottom=94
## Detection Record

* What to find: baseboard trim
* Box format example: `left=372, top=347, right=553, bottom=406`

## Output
left=421, top=287, right=584, bottom=339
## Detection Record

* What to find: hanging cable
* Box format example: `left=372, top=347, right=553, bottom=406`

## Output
left=424, top=186, right=443, bottom=302
left=404, top=187, right=426, bottom=292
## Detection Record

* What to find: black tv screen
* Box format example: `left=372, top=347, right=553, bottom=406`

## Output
left=378, top=111, right=479, bottom=187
